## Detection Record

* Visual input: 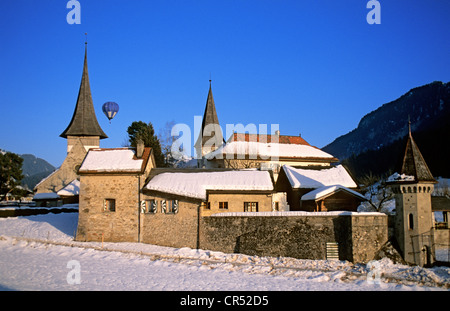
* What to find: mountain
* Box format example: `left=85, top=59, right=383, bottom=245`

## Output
left=20, top=154, right=56, bottom=191
left=322, top=81, right=450, bottom=181
left=20, top=154, right=55, bottom=177
left=0, top=149, right=56, bottom=191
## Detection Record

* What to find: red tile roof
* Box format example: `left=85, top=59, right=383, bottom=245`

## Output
left=229, top=133, right=311, bottom=146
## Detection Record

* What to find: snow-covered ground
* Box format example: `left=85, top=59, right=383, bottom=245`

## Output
left=0, top=212, right=449, bottom=291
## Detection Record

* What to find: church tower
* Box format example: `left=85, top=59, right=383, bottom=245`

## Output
left=35, top=42, right=107, bottom=194
left=60, top=42, right=108, bottom=152
left=194, top=81, right=224, bottom=160
left=388, top=122, right=437, bottom=266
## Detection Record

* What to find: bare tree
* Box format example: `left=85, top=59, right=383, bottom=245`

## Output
left=360, top=172, right=394, bottom=213
left=157, top=121, right=176, bottom=165
left=224, top=158, right=260, bottom=169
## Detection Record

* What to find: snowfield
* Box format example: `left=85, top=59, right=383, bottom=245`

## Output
left=0, top=212, right=449, bottom=291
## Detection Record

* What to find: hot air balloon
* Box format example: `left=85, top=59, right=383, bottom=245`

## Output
left=102, top=101, right=119, bottom=123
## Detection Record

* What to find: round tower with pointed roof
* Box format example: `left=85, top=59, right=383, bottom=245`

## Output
left=388, top=121, right=437, bottom=266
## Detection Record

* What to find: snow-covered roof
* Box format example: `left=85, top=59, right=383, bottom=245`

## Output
left=33, top=192, right=60, bottom=200
left=205, top=141, right=336, bottom=160
left=57, top=179, right=80, bottom=196
left=282, top=165, right=357, bottom=189
left=144, top=170, right=273, bottom=200
left=79, top=148, right=144, bottom=173
left=301, top=185, right=366, bottom=201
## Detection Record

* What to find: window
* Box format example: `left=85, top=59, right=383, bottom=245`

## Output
left=219, top=202, right=228, bottom=209
left=162, top=200, right=178, bottom=214
left=146, top=199, right=157, bottom=214
left=272, top=201, right=280, bottom=211
left=104, top=199, right=116, bottom=212
left=161, top=200, right=167, bottom=213
left=244, top=202, right=258, bottom=212
left=409, top=213, right=414, bottom=230
left=168, top=200, right=178, bottom=214
left=203, top=202, right=211, bottom=210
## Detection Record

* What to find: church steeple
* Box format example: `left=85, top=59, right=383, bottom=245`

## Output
left=195, top=81, right=224, bottom=157
left=60, top=42, right=107, bottom=139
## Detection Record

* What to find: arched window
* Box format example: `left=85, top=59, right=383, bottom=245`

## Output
left=409, top=214, right=414, bottom=230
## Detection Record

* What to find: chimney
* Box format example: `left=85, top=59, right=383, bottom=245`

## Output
left=136, top=139, right=144, bottom=158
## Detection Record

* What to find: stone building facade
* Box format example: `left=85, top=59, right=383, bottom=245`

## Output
left=75, top=146, right=155, bottom=242
left=76, top=156, right=389, bottom=263
left=387, top=124, right=437, bottom=266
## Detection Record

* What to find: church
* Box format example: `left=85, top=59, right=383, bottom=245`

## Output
left=34, top=43, right=442, bottom=265
left=34, top=41, right=106, bottom=198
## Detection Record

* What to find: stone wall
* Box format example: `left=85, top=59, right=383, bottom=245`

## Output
left=199, top=213, right=388, bottom=263
left=76, top=174, right=140, bottom=242
left=140, top=193, right=201, bottom=249
left=435, top=229, right=450, bottom=250
left=350, top=215, right=389, bottom=263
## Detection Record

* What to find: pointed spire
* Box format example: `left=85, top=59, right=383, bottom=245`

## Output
left=60, top=42, right=107, bottom=139
left=400, top=120, right=435, bottom=183
left=195, top=81, right=224, bottom=156
left=408, top=115, right=412, bottom=137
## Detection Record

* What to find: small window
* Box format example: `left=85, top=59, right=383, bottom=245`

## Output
left=162, top=200, right=178, bottom=214
left=409, top=213, right=414, bottom=230
left=146, top=199, right=157, bottom=214
left=273, top=201, right=280, bottom=211
left=168, top=200, right=178, bottom=214
left=244, top=202, right=258, bottom=212
left=203, top=202, right=211, bottom=210
left=219, top=202, right=228, bottom=209
left=104, top=199, right=116, bottom=212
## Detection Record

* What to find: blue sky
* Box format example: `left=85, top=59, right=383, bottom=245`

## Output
left=1, top=0, right=449, bottom=167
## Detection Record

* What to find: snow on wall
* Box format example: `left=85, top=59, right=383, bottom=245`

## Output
left=387, top=172, right=415, bottom=182
left=79, top=149, right=143, bottom=172
left=283, top=165, right=357, bottom=189
left=210, top=211, right=385, bottom=217
left=145, top=170, right=273, bottom=200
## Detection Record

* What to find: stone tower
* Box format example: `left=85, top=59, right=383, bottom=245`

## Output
left=388, top=123, right=437, bottom=266
left=35, top=42, right=107, bottom=194
left=194, top=81, right=224, bottom=161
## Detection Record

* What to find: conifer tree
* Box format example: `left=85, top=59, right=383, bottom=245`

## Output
left=127, top=121, right=165, bottom=167
left=0, top=152, right=24, bottom=200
